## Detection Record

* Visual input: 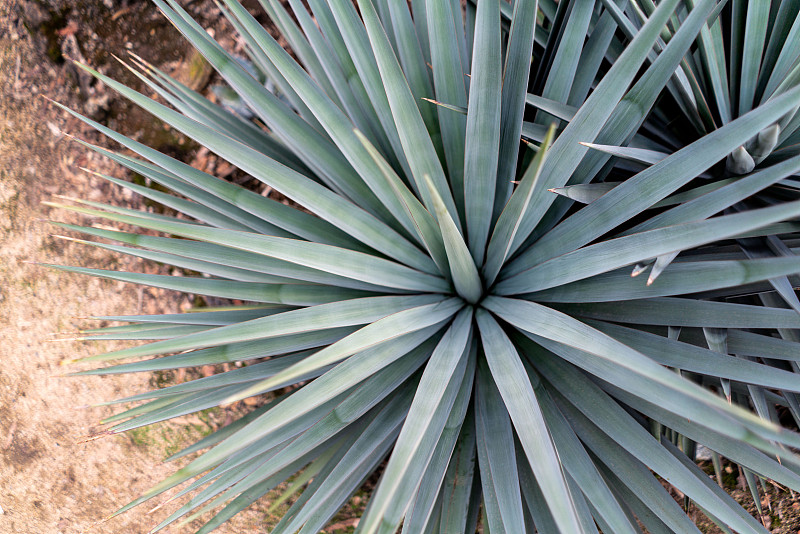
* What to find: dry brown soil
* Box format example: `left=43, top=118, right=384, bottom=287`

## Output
left=0, top=0, right=269, bottom=532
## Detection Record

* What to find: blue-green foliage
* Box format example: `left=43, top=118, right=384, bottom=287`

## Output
left=52, top=0, right=800, bottom=532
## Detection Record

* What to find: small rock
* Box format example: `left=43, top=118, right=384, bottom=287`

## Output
left=46, top=121, right=62, bottom=139
left=173, top=49, right=214, bottom=92
left=695, top=445, right=713, bottom=461
left=84, top=93, right=111, bottom=120
left=60, top=33, right=85, bottom=64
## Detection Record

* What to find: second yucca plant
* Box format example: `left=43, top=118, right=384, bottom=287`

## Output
left=50, top=0, right=800, bottom=532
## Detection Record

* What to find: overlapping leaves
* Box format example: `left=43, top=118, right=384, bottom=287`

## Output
left=52, top=0, right=800, bottom=532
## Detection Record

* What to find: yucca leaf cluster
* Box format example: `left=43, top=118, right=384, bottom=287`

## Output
left=49, top=0, right=800, bottom=532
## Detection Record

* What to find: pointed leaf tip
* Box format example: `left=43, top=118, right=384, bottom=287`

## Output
left=422, top=174, right=482, bottom=303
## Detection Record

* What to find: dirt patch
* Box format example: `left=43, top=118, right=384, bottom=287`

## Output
left=0, top=0, right=268, bottom=532
left=2, top=433, right=44, bottom=472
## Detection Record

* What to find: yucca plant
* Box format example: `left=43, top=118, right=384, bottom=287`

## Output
left=47, top=0, right=800, bottom=532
